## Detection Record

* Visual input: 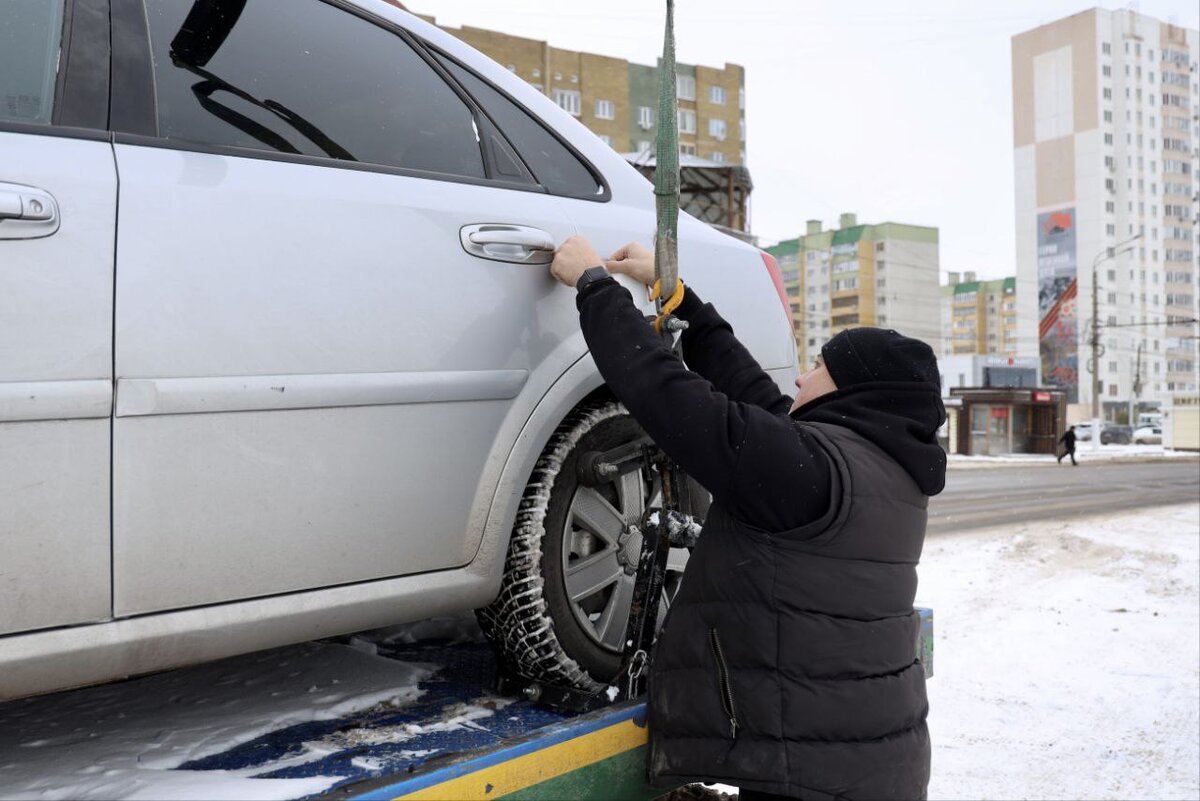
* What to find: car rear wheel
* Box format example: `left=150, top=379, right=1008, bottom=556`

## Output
left=477, top=400, right=696, bottom=690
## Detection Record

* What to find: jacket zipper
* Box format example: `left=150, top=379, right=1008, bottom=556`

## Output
left=708, top=627, right=740, bottom=740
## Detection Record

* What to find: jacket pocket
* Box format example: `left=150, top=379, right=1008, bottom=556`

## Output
left=708, top=627, right=740, bottom=740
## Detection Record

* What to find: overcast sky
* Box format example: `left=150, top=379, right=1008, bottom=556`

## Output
left=408, top=1, right=1200, bottom=280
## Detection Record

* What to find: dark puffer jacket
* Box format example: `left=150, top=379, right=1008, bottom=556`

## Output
left=577, top=277, right=945, bottom=800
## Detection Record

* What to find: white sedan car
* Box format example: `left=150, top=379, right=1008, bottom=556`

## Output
left=1133, top=426, right=1162, bottom=445
left=0, top=0, right=796, bottom=699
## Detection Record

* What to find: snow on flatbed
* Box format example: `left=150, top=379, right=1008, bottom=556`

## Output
left=0, top=641, right=431, bottom=800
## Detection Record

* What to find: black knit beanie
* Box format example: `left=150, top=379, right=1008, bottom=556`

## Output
left=820, top=327, right=939, bottom=388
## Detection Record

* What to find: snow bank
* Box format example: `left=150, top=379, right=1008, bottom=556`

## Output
left=948, top=444, right=1197, bottom=467
left=918, top=504, right=1200, bottom=800
left=0, top=641, right=430, bottom=800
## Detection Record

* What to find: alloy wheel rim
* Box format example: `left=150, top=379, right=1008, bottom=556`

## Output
left=561, top=468, right=689, bottom=652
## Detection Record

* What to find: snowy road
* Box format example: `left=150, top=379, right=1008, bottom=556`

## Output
left=930, top=459, right=1199, bottom=534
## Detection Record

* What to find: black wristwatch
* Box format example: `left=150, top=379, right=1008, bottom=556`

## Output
left=575, top=265, right=610, bottom=293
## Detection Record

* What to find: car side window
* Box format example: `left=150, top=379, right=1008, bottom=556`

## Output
left=0, top=1, right=65, bottom=125
left=431, top=52, right=605, bottom=200
left=143, top=0, right=485, bottom=178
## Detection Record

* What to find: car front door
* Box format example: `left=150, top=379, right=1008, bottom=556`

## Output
left=109, top=0, right=586, bottom=615
left=0, top=0, right=115, bottom=635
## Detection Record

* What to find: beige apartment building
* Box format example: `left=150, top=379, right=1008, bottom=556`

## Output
left=767, top=214, right=941, bottom=367
left=941, top=274, right=1019, bottom=357
left=424, top=17, right=746, bottom=165
left=1012, top=8, right=1199, bottom=420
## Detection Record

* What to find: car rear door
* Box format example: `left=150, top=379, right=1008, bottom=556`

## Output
left=0, top=0, right=115, bottom=635
left=108, top=0, right=589, bottom=615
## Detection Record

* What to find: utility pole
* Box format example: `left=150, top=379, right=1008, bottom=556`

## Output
left=1130, top=341, right=1143, bottom=427
left=1089, top=231, right=1142, bottom=453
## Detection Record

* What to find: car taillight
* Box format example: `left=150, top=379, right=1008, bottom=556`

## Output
left=759, top=251, right=793, bottom=328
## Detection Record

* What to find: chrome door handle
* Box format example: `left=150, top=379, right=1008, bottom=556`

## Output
left=0, top=182, right=60, bottom=240
left=460, top=224, right=556, bottom=264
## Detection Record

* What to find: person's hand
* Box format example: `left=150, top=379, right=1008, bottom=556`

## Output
left=605, top=241, right=656, bottom=287
left=551, top=235, right=604, bottom=287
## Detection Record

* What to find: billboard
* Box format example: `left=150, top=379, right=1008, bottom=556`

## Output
left=1037, top=208, right=1078, bottom=403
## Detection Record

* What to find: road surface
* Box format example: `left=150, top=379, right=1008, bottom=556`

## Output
left=929, top=459, right=1199, bottom=534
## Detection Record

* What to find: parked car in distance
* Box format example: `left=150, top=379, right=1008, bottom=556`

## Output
left=1133, top=426, right=1163, bottom=445
left=1073, top=422, right=1131, bottom=444
left=0, top=0, right=798, bottom=700
left=1101, top=425, right=1132, bottom=445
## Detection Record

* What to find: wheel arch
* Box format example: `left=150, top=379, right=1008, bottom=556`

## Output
left=464, top=353, right=616, bottom=601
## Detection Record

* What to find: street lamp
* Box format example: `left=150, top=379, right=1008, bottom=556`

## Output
left=1089, top=231, right=1143, bottom=452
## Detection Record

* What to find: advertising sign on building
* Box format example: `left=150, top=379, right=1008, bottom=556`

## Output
left=1037, top=207, right=1078, bottom=403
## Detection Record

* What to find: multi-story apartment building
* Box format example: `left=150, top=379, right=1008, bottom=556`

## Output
left=768, top=214, right=941, bottom=367
left=1012, top=9, right=1199, bottom=420
left=941, top=273, right=1019, bottom=357
left=424, top=18, right=746, bottom=165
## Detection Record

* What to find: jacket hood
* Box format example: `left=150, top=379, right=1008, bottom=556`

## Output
left=791, top=380, right=947, bottom=496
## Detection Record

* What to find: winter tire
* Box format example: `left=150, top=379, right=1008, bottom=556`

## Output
left=478, top=400, right=696, bottom=690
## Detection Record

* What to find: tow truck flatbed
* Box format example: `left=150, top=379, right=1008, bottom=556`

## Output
left=0, top=611, right=931, bottom=800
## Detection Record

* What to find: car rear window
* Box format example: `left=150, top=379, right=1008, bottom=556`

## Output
left=143, top=0, right=485, bottom=178
left=431, top=51, right=605, bottom=200
left=0, top=0, right=65, bottom=124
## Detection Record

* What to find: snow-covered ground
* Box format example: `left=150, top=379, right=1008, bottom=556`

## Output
left=919, top=504, right=1200, bottom=800
left=948, top=443, right=1197, bottom=467
left=1, top=508, right=1196, bottom=801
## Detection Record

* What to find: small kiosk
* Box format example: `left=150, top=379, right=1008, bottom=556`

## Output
left=948, top=387, right=1068, bottom=456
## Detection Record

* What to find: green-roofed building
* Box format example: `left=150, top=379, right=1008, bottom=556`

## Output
left=766, top=213, right=941, bottom=367
left=941, top=273, right=1019, bottom=357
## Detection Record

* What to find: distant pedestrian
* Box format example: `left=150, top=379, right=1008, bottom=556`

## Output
left=1058, top=425, right=1077, bottom=466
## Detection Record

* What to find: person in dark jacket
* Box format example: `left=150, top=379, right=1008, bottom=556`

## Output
left=1057, top=425, right=1078, bottom=465
left=551, top=236, right=946, bottom=801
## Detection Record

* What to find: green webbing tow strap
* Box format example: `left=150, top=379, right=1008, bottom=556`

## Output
left=652, top=0, right=684, bottom=333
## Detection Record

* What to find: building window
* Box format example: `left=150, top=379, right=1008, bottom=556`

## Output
left=709, top=86, right=726, bottom=105
left=738, top=87, right=745, bottom=109
left=678, top=109, right=696, bottom=134
left=594, top=99, right=615, bottom=120
left=532, top=68, right=541, bottom=78
left=1102, top=42, right=1111, bottom=55
left=739, top=119, right=745, bottom=141
left=680, top=143, right=696, bottom=156
left=552, top=89, right=581, bottom=116
left=638, top=106, right=654, bottom=129
left=711, top=151, right=725, bottom=163
left=637, top=139, right=652, bottom=154
left=677, top=75, right=696, bottom=101
left=708, top=118, right=727, bottom=140
left=1108, top=384, right=1119, bottom=397
left=1104, top=110, right=1112, bottom=122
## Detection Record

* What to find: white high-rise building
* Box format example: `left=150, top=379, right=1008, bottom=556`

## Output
left=1012, top=8, right=1199, bottom=422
